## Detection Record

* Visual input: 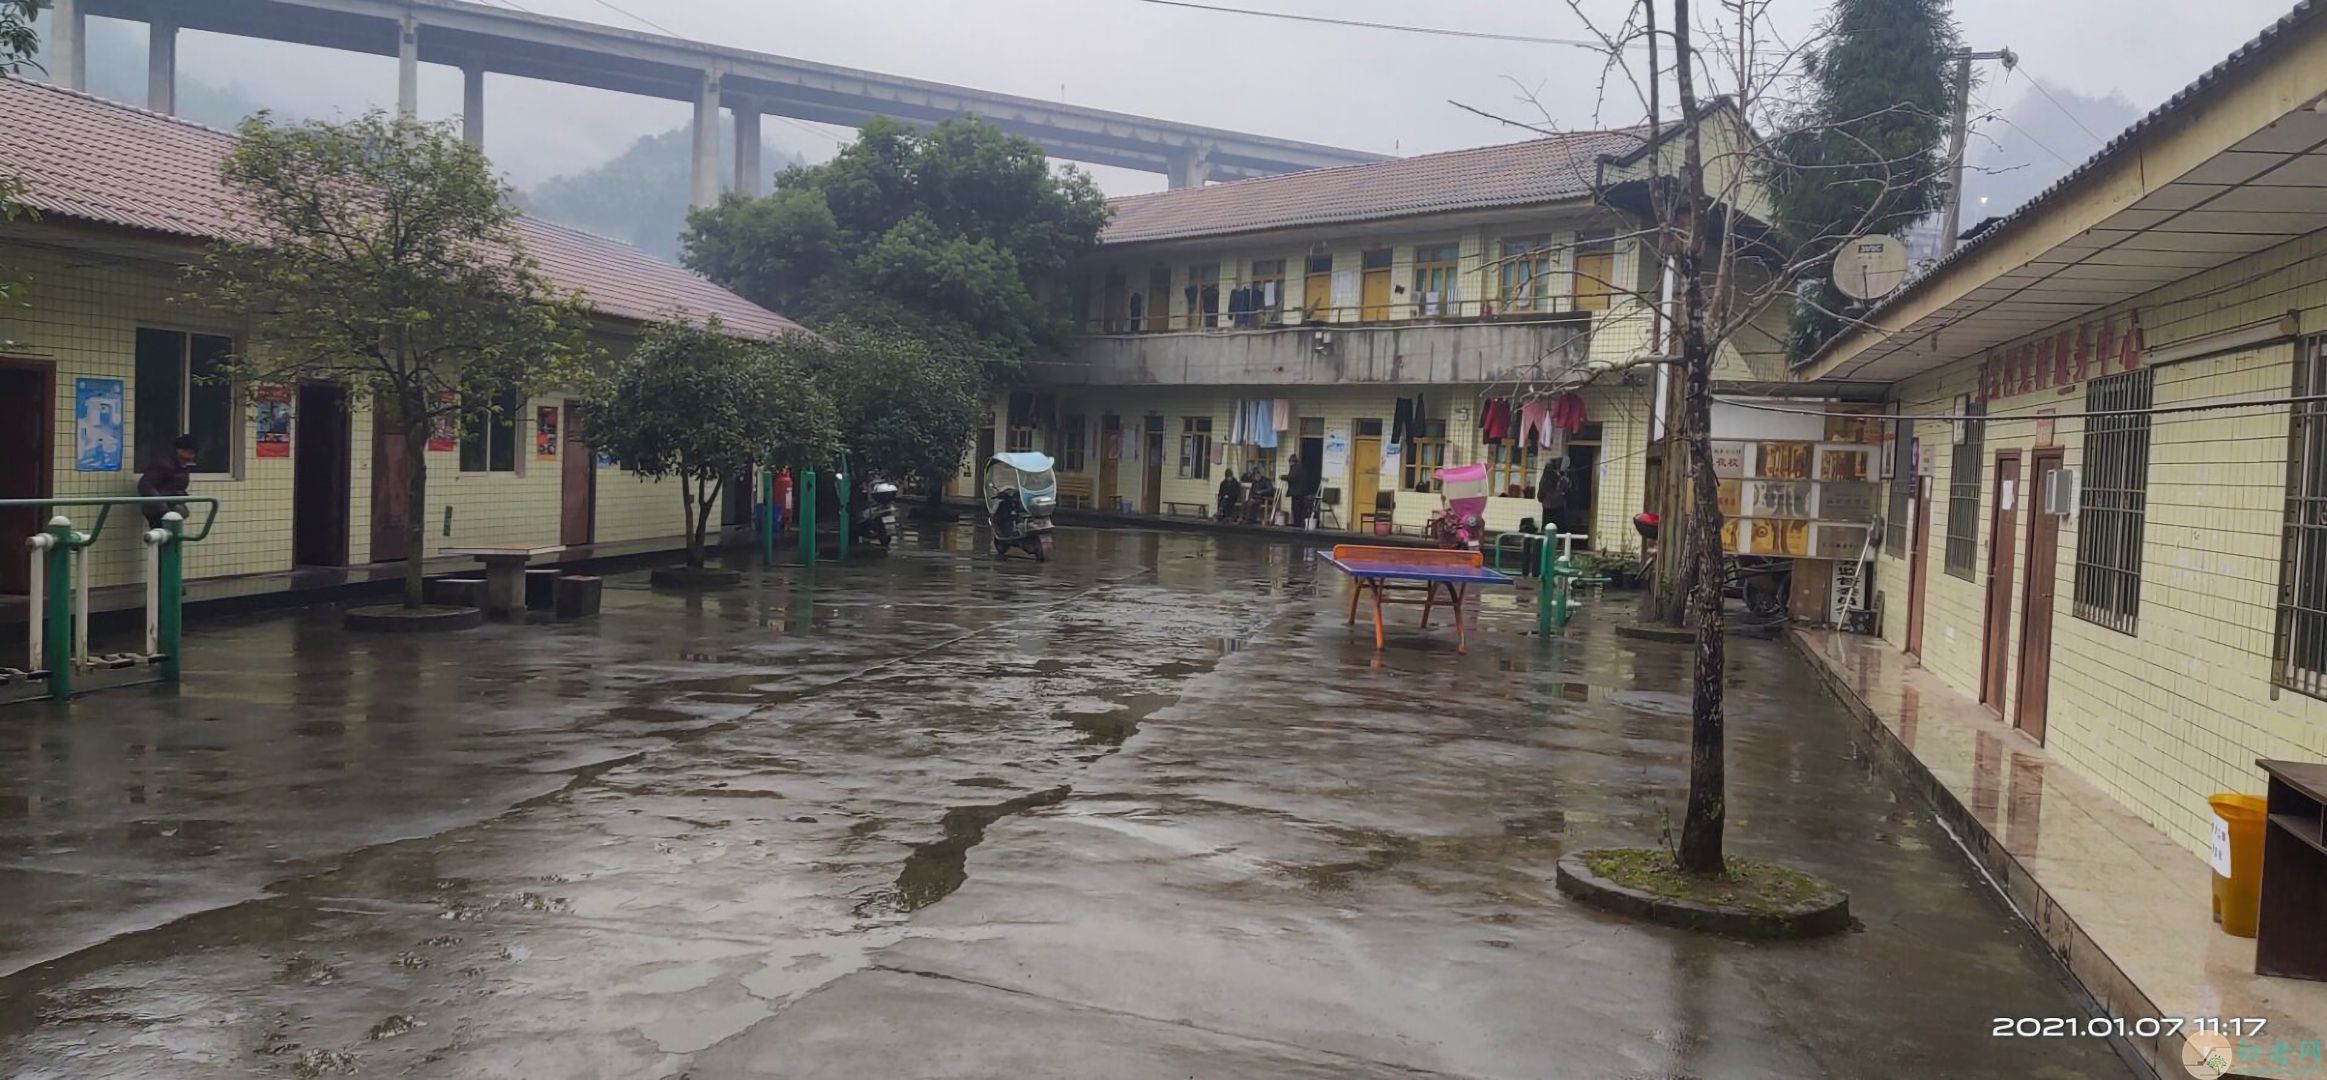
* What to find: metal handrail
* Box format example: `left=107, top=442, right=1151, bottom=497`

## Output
left=0, top=497, right=222, bottom=544
left=1081, top=297, right=1623, bottom=335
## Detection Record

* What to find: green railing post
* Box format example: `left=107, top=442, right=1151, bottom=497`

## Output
left=42, top=516, right=74, bottom=701
left=799, top=469, right=819, bottom=568
left=836, top=455, right=852, bottom=560
left=1536, top=529, right=1553, bottom=638
left=760, top=468, right=776, bottom=568
left=157, top=512, right=185, bottom=683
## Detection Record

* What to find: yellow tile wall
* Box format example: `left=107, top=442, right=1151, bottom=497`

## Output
left=1871, top=229, right=2327, bottom=855
left=3, top=239, right=700, bottom=591
left=998, top=384, right=1652, bottom=555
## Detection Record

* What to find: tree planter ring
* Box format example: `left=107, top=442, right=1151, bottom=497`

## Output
left=1556, top=848, right=1851, bottom=939
left=344, top=604, right=484, bottom=633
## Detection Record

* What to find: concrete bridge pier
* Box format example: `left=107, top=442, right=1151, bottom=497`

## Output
left=463, top=64, right=484, bottom=148
left=690, top=71, right=722, bottom=208
left=733, top=106, right=763, bottom=197
left=49, top=0, right=84, bottom=90
left=145, top=13, right=174, bottom=114
left=1166, top=146, right=1214, bottom=190
left=395, top=14, right=418, bottom=118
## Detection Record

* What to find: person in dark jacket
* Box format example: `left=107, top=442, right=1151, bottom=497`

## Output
left=1216, top=470, right=1244, bottom=522
left=1285, top=453, right=1320, bottom=526
left=137, top=435, right=197, bottom=527
left=1537, top=458, right=1572, bottom=538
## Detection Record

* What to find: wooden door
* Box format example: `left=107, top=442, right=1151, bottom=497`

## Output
left=560, top=400, right=594, bottom=546
left=1350, top=435, right=1382, bottom=528
left=1141, top=417, right=1164, bottom=515
left=1905, top=475, right=1931, bottom=657
left=1575, top=249, right=1616, bottom=311
left=292, top=383, right=351, bottom=567
left=370, top=395, right=412, bottom=563
left=1097, top=415, right=1121, bottom=506
left=1980, top=453, right=2020, bottom=710
left=1303, top=255, right=1332, bottom=320
left=0, top=362, right=51, bottom=594
left=1359, top=250, right=1392, bottom=321
left=2015, top=451, right=2065, bottom=742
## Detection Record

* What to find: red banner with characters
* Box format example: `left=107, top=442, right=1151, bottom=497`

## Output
left=1977, top=311, right=2144, bottom=403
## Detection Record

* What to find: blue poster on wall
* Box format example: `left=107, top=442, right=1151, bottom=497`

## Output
left=74, top=377, right=124, bottom=472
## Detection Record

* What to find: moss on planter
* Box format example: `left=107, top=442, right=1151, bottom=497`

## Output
left=1584, top=848, right=1826, bottom=915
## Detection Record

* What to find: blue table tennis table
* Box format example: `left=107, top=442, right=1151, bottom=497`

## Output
left=1322, top=544, right=1513, bottom=654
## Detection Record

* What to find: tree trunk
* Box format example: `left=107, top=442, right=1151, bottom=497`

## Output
left=1671, top=0, right=1727, bottom=877
left=400, top=394, right=430, bottom=610
left=680, top=472, right=704, bottom=569
left=693, top=477, right=720, bottom=568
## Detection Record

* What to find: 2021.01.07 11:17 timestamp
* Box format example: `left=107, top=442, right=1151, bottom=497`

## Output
left=1992, top=1017, right=2268, bottom=1039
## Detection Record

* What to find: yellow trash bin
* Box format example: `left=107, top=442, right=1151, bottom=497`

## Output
left=2209, top=793, right=2268, bottom=939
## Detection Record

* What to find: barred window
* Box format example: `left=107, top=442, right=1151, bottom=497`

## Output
left=1886, top=412, right=1910, bottom=557
left=2276, top=338, right=2327, bottom=696
left=1943, top=401, right=1985, bottom=579
left=2073, top=369, right=2153, bottom=634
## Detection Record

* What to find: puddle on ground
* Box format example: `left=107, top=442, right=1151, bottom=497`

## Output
left=860, top=786, right=1071, bottom=914
left=1060, top=693, right=1178, bottom=746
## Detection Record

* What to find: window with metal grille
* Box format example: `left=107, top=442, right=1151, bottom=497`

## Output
left=1178, top=416, right=1211, bottom=480
left=2073, top=369, right=2153, bottom=634
left=2277, top=338, right=2327, bottom=696
left=1943, top=402, right=1984, bottom=579
left=1403, top=419, right=1447, bottom=492
left=1885, top=413, right=1911, bottom=557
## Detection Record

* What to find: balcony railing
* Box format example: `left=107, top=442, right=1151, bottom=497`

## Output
left=1080, top=294, right=1614, bottom=335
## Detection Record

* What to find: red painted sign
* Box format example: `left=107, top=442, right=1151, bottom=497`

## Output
left=1976, top=311, right=2144, bottom=402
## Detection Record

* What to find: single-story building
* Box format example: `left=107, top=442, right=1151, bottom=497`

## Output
left=0, top=75, right=802, bottom=596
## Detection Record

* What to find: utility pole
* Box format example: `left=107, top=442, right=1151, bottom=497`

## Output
left=1937, top=46, right=2017, bottom=257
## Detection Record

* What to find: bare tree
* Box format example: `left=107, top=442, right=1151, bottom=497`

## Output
left=1454, top=0, right=1954, bottom=873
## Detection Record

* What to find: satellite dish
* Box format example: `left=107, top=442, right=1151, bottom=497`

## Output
left=1832, top=235, right=1909, bottom=301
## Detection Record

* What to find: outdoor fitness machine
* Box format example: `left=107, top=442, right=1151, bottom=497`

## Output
left=1538, top=531, right=1602, bottom=635
left=1, top=496, right=218, bottom=702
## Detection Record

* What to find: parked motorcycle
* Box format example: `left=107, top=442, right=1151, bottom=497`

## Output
left=857, top=479, right=901, bottom=549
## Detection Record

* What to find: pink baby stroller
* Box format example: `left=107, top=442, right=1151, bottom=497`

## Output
left=1427, top=463, right=1490, bottom=551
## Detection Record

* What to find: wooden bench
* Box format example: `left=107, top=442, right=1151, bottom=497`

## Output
left=1057, top=474, right=1094, bottom=510
left=1162, top=501, right=1210, bottom=519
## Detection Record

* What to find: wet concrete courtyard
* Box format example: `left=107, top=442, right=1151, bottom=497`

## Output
left=0, top=526, right=2128, bottom=1078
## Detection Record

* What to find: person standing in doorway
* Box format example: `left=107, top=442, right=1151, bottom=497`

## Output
left=1285, top=453, right=1320, bottom=527
left=138, top=434, right=196, bottom=528
left=1537, top=457, right=1572, bottom=540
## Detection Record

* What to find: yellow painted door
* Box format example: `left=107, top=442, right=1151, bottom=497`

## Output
left=1575, top=250, right=1615, bottom=311
left=1097, top=415, right=1120, bottom=506
left=1304, top=272, right=1332, bottom=319
left=1350, top=437, right=1381, bottom=528
left=1359, top=270, right=1391, bottom=321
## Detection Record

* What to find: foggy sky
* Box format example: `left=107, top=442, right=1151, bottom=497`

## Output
left=44, top=0, right=2310, bottom=203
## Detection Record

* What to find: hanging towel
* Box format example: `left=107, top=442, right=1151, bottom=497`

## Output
left=1553, top=391, right=1589, bottom=435
left=1392, top=397, right=1414, bottom=444
left=1272, top=398, right=1290, bottom=432
left=1481, top=398, right=1513, bottom=442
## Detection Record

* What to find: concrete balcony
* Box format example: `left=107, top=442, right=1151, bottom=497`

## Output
left=1039, top=308, right=1655, bottom=388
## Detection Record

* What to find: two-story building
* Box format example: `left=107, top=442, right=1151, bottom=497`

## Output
left=990, top=105, right=1786, bottom=556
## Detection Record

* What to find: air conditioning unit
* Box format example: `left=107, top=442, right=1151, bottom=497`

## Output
left=2044, top=467, right=2079, bottom=517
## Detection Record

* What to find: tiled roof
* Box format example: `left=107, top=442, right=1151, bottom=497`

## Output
left=1100, top=124, right=1665, bottom=245
left=0, top=76, right=804, bottom=339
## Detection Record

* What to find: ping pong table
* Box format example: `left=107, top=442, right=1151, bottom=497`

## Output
left=1321, top=544, right=1512, bottom=654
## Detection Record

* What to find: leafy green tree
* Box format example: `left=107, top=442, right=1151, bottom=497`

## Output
left=193, top=112, right=597, bottom=609
left=790, top=322, right=985, bottom=502
left=1767, top=0, right=1958, bottom=359
left=588, top=320, right=839, bottom=569
left=680, top=116, right=1110, bottom=380
left=1, top=0, right=39, bottom=308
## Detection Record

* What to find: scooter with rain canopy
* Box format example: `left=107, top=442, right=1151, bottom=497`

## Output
left=982, top=452, right=1058, bottom=561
